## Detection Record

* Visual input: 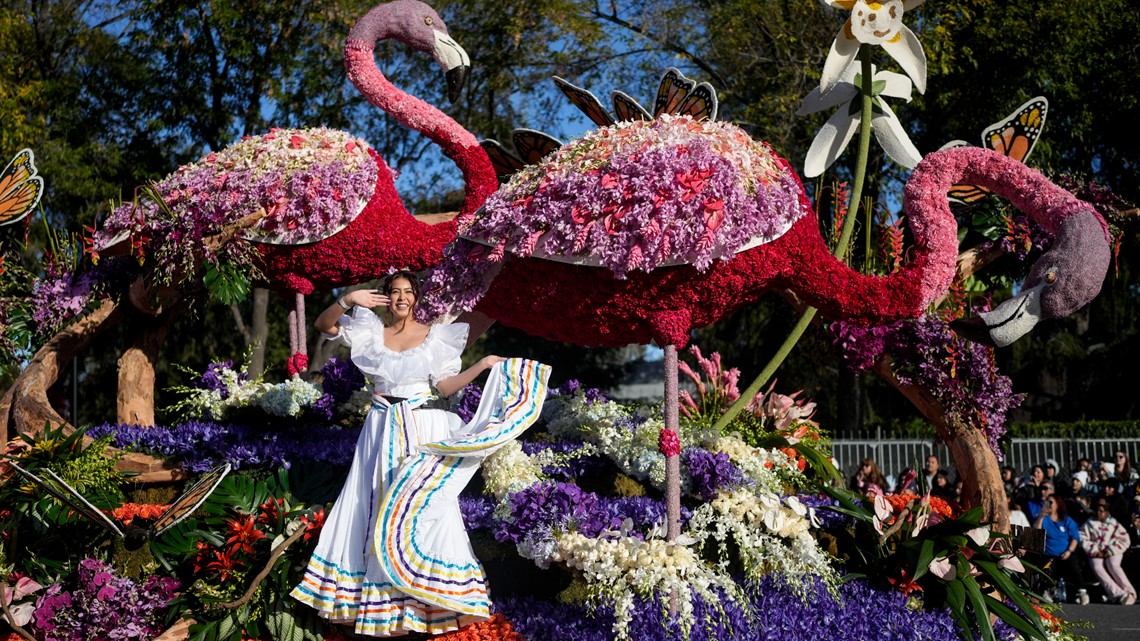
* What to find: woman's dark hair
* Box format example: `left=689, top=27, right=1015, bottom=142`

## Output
left=1050, top=494, right=1069, bottom=519
left=383, top=270, right=421, bottom=300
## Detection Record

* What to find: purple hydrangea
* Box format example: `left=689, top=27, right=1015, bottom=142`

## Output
left=683, top=447, right=746, bottom=501
left=193, top=360, right=247, bottom=398
left=551, top=379, right=607, bottom=404
left=495, top=481, right=622, bottom=544
left=311, top=357, right=365, bottom=419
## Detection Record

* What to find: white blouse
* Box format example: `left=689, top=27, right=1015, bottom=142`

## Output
left=327, top=307, right=467, bottom=397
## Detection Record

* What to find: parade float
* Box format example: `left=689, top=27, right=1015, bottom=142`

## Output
left=0, top=1, right=1124, bottom=640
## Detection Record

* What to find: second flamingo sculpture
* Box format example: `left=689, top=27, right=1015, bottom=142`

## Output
left=92, top=0, right=497, bottom=363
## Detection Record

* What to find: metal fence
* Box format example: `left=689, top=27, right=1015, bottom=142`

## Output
left=832, top=434, right=1140, bottom=487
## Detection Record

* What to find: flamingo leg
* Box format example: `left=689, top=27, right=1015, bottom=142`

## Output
left=663, top=345, right=681, bottom=542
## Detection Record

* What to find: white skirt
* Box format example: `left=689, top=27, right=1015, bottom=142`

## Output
left=291, top=358, right=551, bottom=637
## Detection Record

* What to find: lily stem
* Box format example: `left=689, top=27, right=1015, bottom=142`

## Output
left=713, top=45, right=874, bottom=434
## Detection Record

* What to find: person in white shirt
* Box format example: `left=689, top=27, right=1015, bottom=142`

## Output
left=1080, top=499, right=1137, bottom=605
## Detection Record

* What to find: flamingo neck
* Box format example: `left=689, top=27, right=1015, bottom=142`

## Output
left=345, top=40, right=496, bottom=219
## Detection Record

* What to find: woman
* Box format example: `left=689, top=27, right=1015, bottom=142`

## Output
left=1080, top=499, right=1137, bottom=604
left=1034, top=494, right=1086, bottom=603
left=1115, top=451, right=1139, bottom=484
left=849, top=458, right=887, bottom=496
left=291, top=271, right=550, bottom=636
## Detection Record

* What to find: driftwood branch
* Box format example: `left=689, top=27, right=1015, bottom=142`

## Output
left=216, top=526, right=307, bottom=611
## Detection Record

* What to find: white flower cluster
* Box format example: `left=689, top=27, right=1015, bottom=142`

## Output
left=482, top=440, right=544, bottom=500
left=705, top=434, right=806, bottom=494
left=552, top=530, right=742, bottom=641
left=257, top=378, right=323, bottom=417
left=338, top=388, right=373, bottom=420
left=687, top=489, right=836, bottom=597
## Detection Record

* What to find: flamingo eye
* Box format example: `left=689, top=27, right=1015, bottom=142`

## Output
left=1045, top=270, right=1057, bottom=284
left=424, top=16, right=434, bottom=26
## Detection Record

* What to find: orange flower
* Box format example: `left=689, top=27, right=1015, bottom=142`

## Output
left=110, top=503, right=170, bottom=527
left=883, top=493, right=959, bottom=520
left=887, top=568, right=923, bottom=596
left=430, top=614, right=521, bottom=641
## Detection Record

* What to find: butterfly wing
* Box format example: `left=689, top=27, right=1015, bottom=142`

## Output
left=511, top=129, right=562, bottom=165
left=0, top=149, right=43, bottom=227
left=653, top=68, right=696, bottom=117
left=8, top=462, right=125, bottom=537
left=480, top=140, right=528, bottom=183
left=612, top=91, right=652, bottom=122
left=676, top=82, right=718, bottom=121
left=150, top=462, right=232, bottom=538
left=553, top=76, right=615, bottom=128
left=980, top=96, right=1048, bottom=163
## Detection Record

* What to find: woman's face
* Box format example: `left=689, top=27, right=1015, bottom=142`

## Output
left=387, top=277, right=416, bottom=320
left=1031, top=467, right=1045, bottom=483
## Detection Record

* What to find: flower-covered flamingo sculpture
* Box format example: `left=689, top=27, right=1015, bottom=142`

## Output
left=92, top=0, right=497, bottom=366
left=426, top=76, right=1110, bottom=352
left=423, top=73, right=1111, bottom=536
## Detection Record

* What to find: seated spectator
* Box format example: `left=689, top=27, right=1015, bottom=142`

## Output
left=1116, top=451, right=1140, bottom=485
left=1009, top=497, right=1031, bottom=529
left=931, top=470, right=956, bottom=500
left=1066, top=473, right=1092, bottom=524
left=894, top=467, right=918, bottom=494
left=1124, top=500, right=1140, bottom=589
left=1026, top=482, right=1054, bottom=520
left=1105, top=478, right=1130, bottom=524
left=849, top=458, right=888, bottom=496
left=1045, top=459, right=1062, bottom=484
left=1034, top=495, right=1085, bottom=603
left=1002, top=465, right=1018, bottom=498
left=1080, top=499, right=1137, bottom=604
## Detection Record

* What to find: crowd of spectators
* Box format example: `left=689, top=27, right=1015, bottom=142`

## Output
left=850, top=451, right=1140, bottom=605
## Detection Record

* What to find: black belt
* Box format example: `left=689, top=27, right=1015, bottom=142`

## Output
left=380, top=395, right=447, bottom=410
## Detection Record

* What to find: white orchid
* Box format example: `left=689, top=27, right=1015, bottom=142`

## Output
left=797, top=63, right=921, bottom=177
left=819, top=0, right=928, bottom=95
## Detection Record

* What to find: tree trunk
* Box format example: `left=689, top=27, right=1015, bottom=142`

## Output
left=873, top=358, right=1009, bottom=534
left=116, top=306, right=182, bottom=426
left=248, top=287, right=269, bottom=378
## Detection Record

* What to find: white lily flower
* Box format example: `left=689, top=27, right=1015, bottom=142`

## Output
left=819, top=0, right=927, bottom=95
left=797, top=63, right=921, bottom=177
left=929, top=555, right=957, bottom=581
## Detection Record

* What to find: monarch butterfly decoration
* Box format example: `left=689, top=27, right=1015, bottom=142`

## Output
left=942, top=96, right=1048, bottom=205
left=0, top=149, right=44, bottom=227
left=9, top=461, right=231, bottom=549
left=479, top=68, right=720, bottom=183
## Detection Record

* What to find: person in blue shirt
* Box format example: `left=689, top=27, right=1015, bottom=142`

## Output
left=1035, top=494, right=1086, bottom=603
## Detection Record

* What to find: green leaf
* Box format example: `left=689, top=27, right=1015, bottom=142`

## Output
left=793, top=441, right=843, bottom=486
left=266, top=604, right=304, bottom=641
left=944, top=580, right=973, bottom=638
left=913, top=539, right=935, bottom=581
left=961, top=573, right=996, bottom=641
left=984, top=595, right=1048, bottom=641
left=870, top=79, right=887, bottom=96
left=973, top=559, right=1043, bottom=634
left=203, top=261, right=251, bottom=307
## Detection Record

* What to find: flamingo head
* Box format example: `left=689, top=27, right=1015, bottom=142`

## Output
left=349, top=0, right=470, bottom=102
left=951, top=208, right=1111, bottom=347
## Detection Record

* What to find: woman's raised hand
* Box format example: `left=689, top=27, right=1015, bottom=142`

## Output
left=479, top=355, right=507, bottom=370
left=345, top=289, right=389, bottom=309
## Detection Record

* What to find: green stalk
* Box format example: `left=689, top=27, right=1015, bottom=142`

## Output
left=712, top=45, right=874, bottom=433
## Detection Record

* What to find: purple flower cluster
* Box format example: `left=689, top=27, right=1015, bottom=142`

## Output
left=551, top=379, right=607, bottom=404
left=521, top=440, right=609, bottom=480
left=87, top=420, right=359, bottom=472
left=460, top=494, right=498, bottom=530
left=312, top=357, right=365, bottom=419
left=832, top=313, right=1024, bottom=456
left=683, top=447, right=746, bottom=500
left=453, top=383, right=483, bottom=422
left=30, top=558, right=179, bottom=641
left=193, top=360, right=247, bottom=398
left=495, top=481, right=622, bottom=544
left=795, top=493, right=850, bottom=529
left=495, top=574, right=999, bottom=641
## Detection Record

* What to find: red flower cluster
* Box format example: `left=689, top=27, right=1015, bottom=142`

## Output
left=658, top=428, right=681, bottom=458
left=430, top=614, right=522, bottom=641
left=300, top=508, right=326, bottom=543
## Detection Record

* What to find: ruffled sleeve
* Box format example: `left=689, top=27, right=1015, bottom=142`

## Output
left=326, top=307, right=381, bottom=351
left=428, top=322, right=469, bottom=386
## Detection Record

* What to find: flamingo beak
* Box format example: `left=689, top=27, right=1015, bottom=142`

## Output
left=950, top=282, right=1046, bottom=348
left=433, top=30, right=470, bottom=102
